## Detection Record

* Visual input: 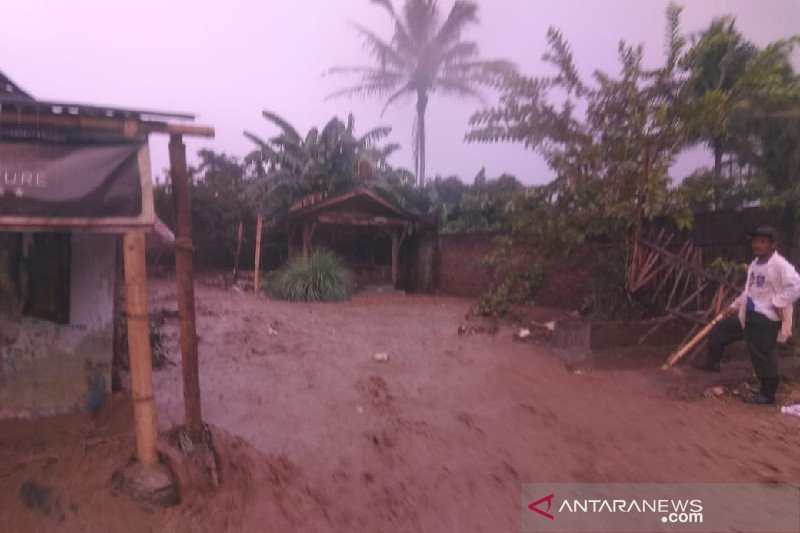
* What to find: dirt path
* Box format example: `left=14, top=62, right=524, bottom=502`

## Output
left=3, top=280, right=800, bottom=531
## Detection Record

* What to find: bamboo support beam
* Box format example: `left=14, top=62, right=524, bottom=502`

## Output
left=254, top=213, right=263, bottom=293
left=123, top=232, right=158, bottom=465
left=169, top=134, right=203, bottom=441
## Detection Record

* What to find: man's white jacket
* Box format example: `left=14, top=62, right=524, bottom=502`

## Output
left=731, top=252, right=800, bottom=343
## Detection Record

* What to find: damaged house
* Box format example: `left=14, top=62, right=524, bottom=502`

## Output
left=0, top=71, right=179, bottom=419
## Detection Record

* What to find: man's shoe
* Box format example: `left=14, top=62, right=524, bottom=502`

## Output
left=691, top=360, right=720, bottom=372
left=743, top=393, right=775, bottom=405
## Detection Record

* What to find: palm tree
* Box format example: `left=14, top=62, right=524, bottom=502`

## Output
left=243, top=111, right=399, bottom=217
left=328, top=0, right=514, bottom=187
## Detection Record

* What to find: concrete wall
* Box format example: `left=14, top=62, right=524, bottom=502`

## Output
left=0, top=232, right=115, bottom=419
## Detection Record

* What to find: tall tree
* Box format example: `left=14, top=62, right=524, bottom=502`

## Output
left=680, top=16, right=758, bottom=208
left=468, top=4, right=688, bottom=245
left=736, top=37, right=800, bottom=260
left=329, top=0, right=514, bottom=187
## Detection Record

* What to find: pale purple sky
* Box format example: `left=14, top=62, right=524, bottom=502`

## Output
left=2, top=0, right=799, bottom=184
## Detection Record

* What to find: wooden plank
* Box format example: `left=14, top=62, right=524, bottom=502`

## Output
left=316, top=214, right=411, bottom=226
left=639, top=238, right=739, bottom=292
left=0, top=112, right=214, bottom=138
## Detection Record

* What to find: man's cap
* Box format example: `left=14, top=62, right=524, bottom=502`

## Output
left=751, top=225, right=778, bottom=241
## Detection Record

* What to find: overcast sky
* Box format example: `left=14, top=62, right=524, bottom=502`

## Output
left=2, top=0, right=799, bottom=185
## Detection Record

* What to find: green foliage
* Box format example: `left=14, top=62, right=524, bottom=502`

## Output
left=708, top=257, right=747, bottom=278
left=154, top=150, right=254, bottom=268
left=244, top=112, right=400, bottom=220
left=329, top=0, right=515, bottom=184
left=433, top=170, right=524, bottom=233
left=476, top=265, right=546, bottom=317
left=468, top=5, right=689, bottom=251
left=269, top=249, right=354, bottom=302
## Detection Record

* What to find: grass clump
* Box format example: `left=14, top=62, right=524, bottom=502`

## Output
left=269, top=249, right=353, bottom=302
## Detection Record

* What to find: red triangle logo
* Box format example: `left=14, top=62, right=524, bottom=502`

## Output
left=528, top=493, right=555, bottom=520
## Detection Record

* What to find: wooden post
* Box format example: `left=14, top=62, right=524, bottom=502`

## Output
left=301, top=221, right=317, bottom=259
left=123, top=232, right=158, bottom=465
left=169, top=134, right=203, bottom=442
left=111, top=235, right=126, bottom=392
left=233, top=221, right=243, bottom=280
left=390, top=226, right=409, bottom=286
left=391, top=229, right=401, bottom=286
left=254, top=213, right=263, bottom=293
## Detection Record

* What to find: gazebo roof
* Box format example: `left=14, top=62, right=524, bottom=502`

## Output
left=285, top=187, right=419, bottom=227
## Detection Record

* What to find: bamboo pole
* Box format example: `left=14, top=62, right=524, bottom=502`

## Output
left=169, top=134, right=203, bottom=441
left=122, top=232, right=158, bottom=465
left=254, top=213, right=263, bottom=294
left=233, top=221, right=244, bottom=280
left=663, top=310, right=726, bottom=369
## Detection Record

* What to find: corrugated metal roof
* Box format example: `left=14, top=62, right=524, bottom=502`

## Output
left=0, top=69, right=195, bottom=121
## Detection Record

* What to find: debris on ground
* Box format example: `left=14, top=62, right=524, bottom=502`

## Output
left=514, top=328, right=531, bottom=340
left=372, top=352, right=389, bottom=363
left=268, top=321, right=283, bottom=336
left=780, top=404, right=800, bottom=417
left=704, top=386, right=726, bottom=398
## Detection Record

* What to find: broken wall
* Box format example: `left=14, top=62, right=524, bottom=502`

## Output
left=0, top=232, right=115, bottom=418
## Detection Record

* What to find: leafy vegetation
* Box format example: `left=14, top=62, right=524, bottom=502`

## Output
left=465, top=3, right=799, bottom=316
left=269, top=249, right=354, bottom=302
left=154, top=150, right=254, bottom=268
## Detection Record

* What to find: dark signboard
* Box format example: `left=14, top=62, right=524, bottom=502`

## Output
left=0, top=140, right=153, bottom=231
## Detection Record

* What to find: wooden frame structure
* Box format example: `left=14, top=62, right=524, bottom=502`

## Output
left=284, top=187, right=420, bottom=286
left=627, top=229, right=743, bottom=362
left=0, top=88, right=213, bottom=466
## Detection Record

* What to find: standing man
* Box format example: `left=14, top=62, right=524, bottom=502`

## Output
left=693, top=226, right=800, bottom=405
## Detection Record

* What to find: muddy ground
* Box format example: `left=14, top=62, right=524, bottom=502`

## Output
left=2, top=278, right=800, bottom=532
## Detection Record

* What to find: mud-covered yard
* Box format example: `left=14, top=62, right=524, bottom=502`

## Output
left=3, top=279, right=800, bottom=532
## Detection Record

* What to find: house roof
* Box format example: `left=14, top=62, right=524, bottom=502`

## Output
left=286, top=187, right=419, bottom=224
left=0, top=70, right=34, bottom=103
left=0, top=70, right=193, bottom=121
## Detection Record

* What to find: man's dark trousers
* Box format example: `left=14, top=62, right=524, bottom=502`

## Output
left=707, top=311, right=781, bottom=399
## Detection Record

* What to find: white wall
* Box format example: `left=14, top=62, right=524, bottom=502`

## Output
left=69, top=233, right=115, bottom=332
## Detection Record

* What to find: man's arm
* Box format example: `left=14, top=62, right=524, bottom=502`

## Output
left=772, top=258, right=800, bottom=308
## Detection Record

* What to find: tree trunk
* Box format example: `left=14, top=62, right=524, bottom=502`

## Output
left=169, top=134, right=203, bottom=442
left=712, top=139, right=723, bottom=210
left=416, top=90, right=429, bottom=188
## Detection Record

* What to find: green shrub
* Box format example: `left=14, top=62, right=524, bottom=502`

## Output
left=476, top=265, right=547, bottom=317
left=269, top=249, right=353, bottom=302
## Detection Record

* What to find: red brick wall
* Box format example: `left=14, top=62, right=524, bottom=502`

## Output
left=436, top=232, right=499, bottom=297
left=436, top=231, right=592, bottom=309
